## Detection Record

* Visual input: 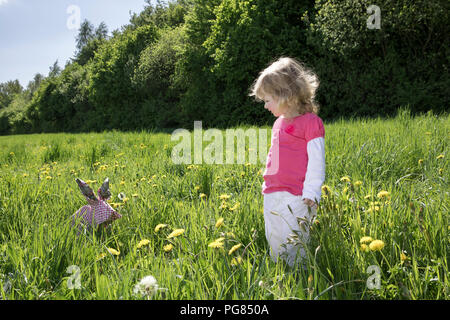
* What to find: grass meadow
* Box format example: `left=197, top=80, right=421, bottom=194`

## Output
left=0, top=109, right=448, bottom=300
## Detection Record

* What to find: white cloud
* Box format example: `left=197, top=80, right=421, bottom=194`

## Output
left=0, top=0, right=9, bottom=6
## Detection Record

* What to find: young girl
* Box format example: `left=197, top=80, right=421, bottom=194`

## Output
left=250, top=57, right=325, bottom=267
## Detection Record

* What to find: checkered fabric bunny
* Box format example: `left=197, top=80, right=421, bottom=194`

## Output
left=72, top=178, right=122, bottom=232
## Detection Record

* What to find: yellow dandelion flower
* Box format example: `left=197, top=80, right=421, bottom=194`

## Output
left=154, top=224, right=167, bottom=232
left=9, top=152, right=14, bottom=156
left=439, top=168, right=443, bottom=175
left=208, top=237, right=225, bottom=249
left=194, top=185, right=200, bottom=191
left=418, top=159, right=423, bottom=165
left=199, top=193, right=207, bottom=199
left=107, top=248, right=120, bottom=256
left=132, top=194, right=139, bottom=198
left=219, top=194, right=231, bottom=200
left=436, top=154, right=444, bottom=160
left=215, top=217, right=224, bottom=228
left=228, top=243, right=242, bottom=255
left=360, top=236, right=373, bottom=244
left=120, top=180, right=125, bottom=185
left=231, top=256, right=243, bottom=266
left=321, top=185, right=331, bottom=194
left=137, top=239, right=150, bottom=249
left=219, top=201, right=228, bottom=209
left=354, top=181, right=362, bottom=187
left=377, top=190, right=390, bottom=199
left=23, top=173, right=29, bottom=177
left=307, top=274, right=314, bottom=285
left=369, top=240, right=385, bottom=251
left=96, top=253, right=107, bottom=261
left=366, top=206, right=380, bottom=213
left=46, top=176, right=52, bottom=180
left=163, top=244, right=174, bottom=252
left=208, top=241, right=224, bottom=249
left=340, top=176, right=351, bottom=182
left=229, top=202, right=240, bottom=211
left=400, top=252, right=408, bottom=263
left=167, top=229, right=185, bottom=239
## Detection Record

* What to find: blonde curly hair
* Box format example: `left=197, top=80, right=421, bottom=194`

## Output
left=250, top=57, right=320, bottom=115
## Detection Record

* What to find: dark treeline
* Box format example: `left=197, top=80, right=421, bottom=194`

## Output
left=0, top=0, right=448, bottom=135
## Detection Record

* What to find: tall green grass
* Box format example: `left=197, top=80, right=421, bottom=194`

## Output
left=0, top=109, right=448, bottom=300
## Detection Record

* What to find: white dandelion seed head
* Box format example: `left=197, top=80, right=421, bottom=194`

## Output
left=133, top=275, right=159, bottom=297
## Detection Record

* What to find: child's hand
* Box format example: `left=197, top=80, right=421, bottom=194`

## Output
left=303, top=198, right=317, bottom=208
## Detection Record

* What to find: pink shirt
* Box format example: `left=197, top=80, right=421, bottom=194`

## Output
left=262, top=112, right=325, bottom=197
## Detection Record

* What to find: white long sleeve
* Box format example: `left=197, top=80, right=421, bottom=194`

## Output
left=301, top=137, right=325, bottom=203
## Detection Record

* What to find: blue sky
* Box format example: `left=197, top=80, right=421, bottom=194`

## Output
left=0, top=0, right=148, bottom=87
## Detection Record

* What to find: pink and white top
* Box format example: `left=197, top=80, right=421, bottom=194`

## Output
left=262, top=112, right=325, bottom=202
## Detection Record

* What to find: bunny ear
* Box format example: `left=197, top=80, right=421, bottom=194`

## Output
left=98, top=177, right=111, bottom=200
left=76, top=178, right=98, bottom=202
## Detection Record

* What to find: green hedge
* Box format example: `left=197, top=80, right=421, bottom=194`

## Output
left=1, top=0, right=448, bottom=135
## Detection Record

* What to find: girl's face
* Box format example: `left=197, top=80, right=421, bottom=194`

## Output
left=263, top=95, right=282, bottom=117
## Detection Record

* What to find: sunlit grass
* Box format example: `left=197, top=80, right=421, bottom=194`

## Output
left=0, top=109, right=448, bottom=300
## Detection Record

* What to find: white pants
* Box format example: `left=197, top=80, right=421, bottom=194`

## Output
left=263, top=191, right=316, bottom=267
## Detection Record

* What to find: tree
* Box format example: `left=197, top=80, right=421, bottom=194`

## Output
left=305, top=0, right=449, bottom=118
left=48, top=60, right=61, bottom=78
left=176, top=0, right=313, bottom=128
left=75, top=19, right=95, bottom=53
left=26, top=73, right=44, bottom=96
left=0, top=80, right=23, bottom=110
left=95, top=21, right=109, bottom=40
left=87, top=24, right=159, bottom=131
left=129, top=0, right=193, bottom=29
left=74, top=20, right=110, bottom=66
